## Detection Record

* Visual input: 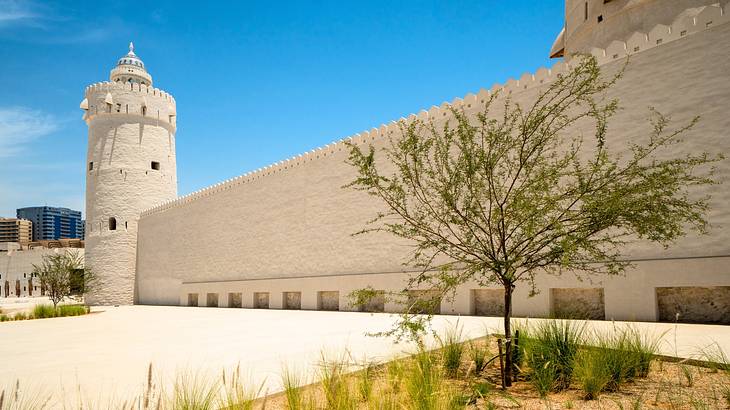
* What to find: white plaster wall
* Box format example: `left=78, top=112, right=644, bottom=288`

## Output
left=84, top=81, right=177, bottom=305
left=0, top=248, right=85, bottom=298
left=137, top=19, right=730, bottom=314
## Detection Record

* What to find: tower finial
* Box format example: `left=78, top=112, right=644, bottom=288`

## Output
left=129, top=42, right=134, bottom=53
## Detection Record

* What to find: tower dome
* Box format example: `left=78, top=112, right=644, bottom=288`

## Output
left=110, top=42, right=153, bottom=86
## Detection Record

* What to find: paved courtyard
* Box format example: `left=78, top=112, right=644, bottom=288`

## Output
left=1, top=305, right=729, bottom=406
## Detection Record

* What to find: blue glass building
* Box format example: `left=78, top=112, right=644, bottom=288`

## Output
left=16, top=207, right=84, bottom=241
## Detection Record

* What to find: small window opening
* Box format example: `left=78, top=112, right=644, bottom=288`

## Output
left=584, top=2, right=588, bottom=21
left=680, top=30, right=687, bottom=36
left=597, top=15, right=603, bottom=23
left=151, top=161, right=160, bottom=170
left=109, top=217, right=117, bottom=231
left=656, top=38, right=663, bottom=45
left=142, top=106, right=147, bottom=116
left=115, top=103, right=121, bottom=112
left=88, top=162, right=94, bottom=171
left=125, top=221, right=128, bottom=229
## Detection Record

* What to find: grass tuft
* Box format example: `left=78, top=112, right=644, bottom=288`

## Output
left=436, top=323, right=464, bottom=378
left=523, top=319, right=584, bottom=395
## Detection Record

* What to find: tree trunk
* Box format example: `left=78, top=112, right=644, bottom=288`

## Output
left=503, top=283, right=514, bottom=387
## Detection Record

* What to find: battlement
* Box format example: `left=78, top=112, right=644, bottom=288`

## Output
left=139, top=3, right=728, bottom=218
left=587, top=3, right=727, bottom=64
left=85, top=81, right=175, bottom=103
left=82, top=81, right=177, bottom=128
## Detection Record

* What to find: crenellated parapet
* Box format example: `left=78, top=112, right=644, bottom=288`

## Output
left=587, top=3, right=728, bottom=65
left=139, top=3, right=728, bottom=218
left=81, top=81, right=177, bottom=129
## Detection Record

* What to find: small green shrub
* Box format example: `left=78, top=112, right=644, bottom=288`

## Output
left=437, top=324, right=464, bottom=378
left=0, top=314, right=10, bottom=322
left=33, top=304, right=57, bottom=319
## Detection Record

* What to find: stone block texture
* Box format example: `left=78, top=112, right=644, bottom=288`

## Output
left=657, top=286, right=730, bottom=324
left=283, top=292, right=301, bottom=310
left=318, top=291, right=339, bottom=311
left=472, top=289, right=504, bottom=317
left=551, top=288, right=606, bottom=320
left=254, top=292, right=269, bottom=309
left=228, top=292, right=242, bottom=308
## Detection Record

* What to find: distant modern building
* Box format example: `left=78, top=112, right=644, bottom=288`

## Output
left=16, top=207, right=83, bottom=241
left=0, top=218, right=32, bottom=243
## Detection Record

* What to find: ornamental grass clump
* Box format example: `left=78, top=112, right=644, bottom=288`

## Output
left=281, top=365, right=305, bottom=410
left=437, top=323, right=465, bottom=378
left=404, top=349, right=443, bottom=410
left=574, top=349, right=612, bottom=400
left=33, top=304, right=57, bottom=318
left=167, top=372, right=219, bottom=410
left=57, top=304, right=89, bottom=317
left=523, top=320, right=585, bottom=395
left=318, top=352, right=357, bottom=410
left=468, top=338, right=490, bottom=375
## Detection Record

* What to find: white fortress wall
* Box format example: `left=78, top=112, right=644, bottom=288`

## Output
left=0, top=248, right=85, bottom=298
left=136, top=8, right=730, bottom=321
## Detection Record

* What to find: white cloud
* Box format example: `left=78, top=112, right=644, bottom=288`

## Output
left=0, top=107, right=59, bottom=158
left=0, top=0, right=37, bottom=26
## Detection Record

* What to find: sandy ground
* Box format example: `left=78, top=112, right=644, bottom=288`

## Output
left=0, top=305, right=728, bottom=407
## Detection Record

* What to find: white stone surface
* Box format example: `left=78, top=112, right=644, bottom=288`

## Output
left=136, top=17, right=730, bottom=321
left=0, top=306, right=729, bottom=407
left=83, top=46, right=178, bottom=306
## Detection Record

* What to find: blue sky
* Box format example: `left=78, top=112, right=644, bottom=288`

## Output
left=0, top=0, right=563, bottom=217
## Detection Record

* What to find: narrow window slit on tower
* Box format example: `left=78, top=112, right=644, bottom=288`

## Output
left=109, top=217, right=117, bottom=231
left=88, top=162, right=94, bottom=171
left=151, top=161, right=160, bottom=171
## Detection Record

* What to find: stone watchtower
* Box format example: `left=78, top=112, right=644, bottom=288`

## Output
left=80, top=43, right=177, bottom=305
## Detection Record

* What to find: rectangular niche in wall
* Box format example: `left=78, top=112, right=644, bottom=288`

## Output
left=471, top=289, right=504, bottom=316
left=318, top=291, right=340, bottom=311
left=206, top=293, right=219, bottom=308
left=187, top=293, right=198, bottom=307
left=407, top=289, right=441, bottom=315
left=253, top=292, right=269, bottom=309
left=228, top=292, right=242, bottom=308
left=359, top=290, right=386, bottom=313
left=551, top=288, right=605, bottom=320
left=283, top=291, right=302, bottom=310
left=657, top=286, right=730, bottom=324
